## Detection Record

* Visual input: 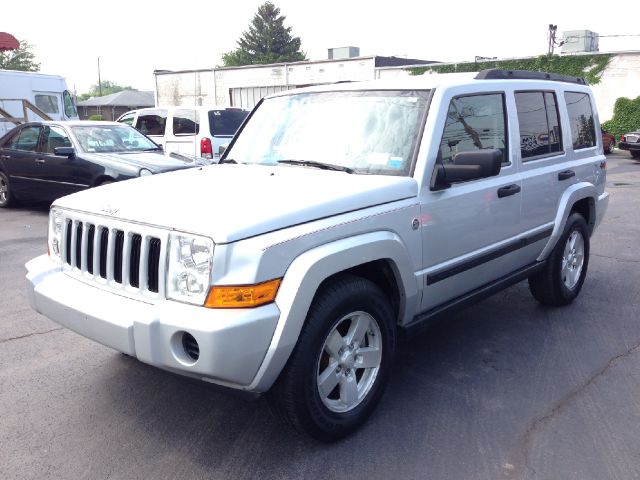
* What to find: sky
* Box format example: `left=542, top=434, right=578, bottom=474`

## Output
left=4, top=0, right=640, bottom=94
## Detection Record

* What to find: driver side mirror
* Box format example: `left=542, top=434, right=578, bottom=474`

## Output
left=430, top=149, right=503, bottom=191
left=54, top=146, right=75, bottom=158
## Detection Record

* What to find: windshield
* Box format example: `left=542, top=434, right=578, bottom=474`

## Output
left=226, top=90, right=429, bottom=176
left=71, top=125, right=159, bottom=153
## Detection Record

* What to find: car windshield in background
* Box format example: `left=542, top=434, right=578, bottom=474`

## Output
left=226, top=90, right=429, bottom=176
left=71, top=125, right=158, bottom=153
left=208, top=109, right=249, bottom=136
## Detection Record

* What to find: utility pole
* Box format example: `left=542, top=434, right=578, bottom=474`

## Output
left=97, top=57, right=102, bottom=96
left=548, top=25, right=558, bottom=54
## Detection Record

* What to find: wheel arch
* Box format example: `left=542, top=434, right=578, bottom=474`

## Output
left=537, top=182, right=597, bottom=262
left=247, top=231, right=418, bottom=392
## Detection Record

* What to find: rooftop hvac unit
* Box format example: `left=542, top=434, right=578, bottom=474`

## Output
left=328, top=47, right=360, bottom=60
left=561, top=30, right=599, bottom=53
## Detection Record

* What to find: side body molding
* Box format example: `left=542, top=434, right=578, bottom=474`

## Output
left=537, top=182, right=596, bottom=262
left=247, top=231, right=418, bottom=392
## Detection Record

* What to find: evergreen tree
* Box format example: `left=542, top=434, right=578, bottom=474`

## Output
left=223, top=2, right=306, bottom=66
left=0, top=40, right=40, bottom=72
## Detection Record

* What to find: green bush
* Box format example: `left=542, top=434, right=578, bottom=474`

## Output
left=601, top=97, right=640, bottom=140
left=407, top=54, right=611, bottom=85
left=88, top=114, right=104, bottom=121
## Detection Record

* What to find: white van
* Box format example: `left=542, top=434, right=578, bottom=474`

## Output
left=117, top=106, right=249, bottom=161
left=0, top=69, right=78, bottom=138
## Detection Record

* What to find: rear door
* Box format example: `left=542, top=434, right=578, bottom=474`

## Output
left=0, top=125, right=43, bottom=198
left=164, top=108, right=199, bottom=156
left=208, top=109, right=249, bottom=159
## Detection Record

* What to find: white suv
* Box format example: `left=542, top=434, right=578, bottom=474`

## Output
left=117, top=106, right=249, bottom=161
left=27, top=70, right=608, bottom=441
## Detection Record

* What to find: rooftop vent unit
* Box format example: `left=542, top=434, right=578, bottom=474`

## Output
left=328, top=47, right=360, bottom=60
left=561, top=30, right=599, bottom=53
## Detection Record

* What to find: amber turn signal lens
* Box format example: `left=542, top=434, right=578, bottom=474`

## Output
left=205, top=278, right=281, bottom=308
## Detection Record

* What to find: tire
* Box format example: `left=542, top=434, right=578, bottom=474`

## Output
left=268, top=274, right=396, bottom=441
left=0, top=171, right=14, bottom=208
left=631, top=151, right=640, bottom=160
left=528, top=212, right=590, bottom=306
left=604, top=141, right=612, bottom=154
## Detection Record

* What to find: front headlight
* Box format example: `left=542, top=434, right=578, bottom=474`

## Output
left=166, top=232, right=214, bottom=305
left=48, top=208, right=64, bottom=263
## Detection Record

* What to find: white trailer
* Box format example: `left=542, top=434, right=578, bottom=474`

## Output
left=0, top=69, right=78, bottom=138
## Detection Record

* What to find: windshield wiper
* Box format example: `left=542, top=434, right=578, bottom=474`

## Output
left=143, top=147, right=163, bottom=152
left=218, top=158, right=237, bottom=164
left=277, top=159, right=353, bottom=174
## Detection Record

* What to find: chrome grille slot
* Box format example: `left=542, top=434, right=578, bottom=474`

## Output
left=130, top=234, right=142, bottom=288
left=99, top=227, right=109, bottom=279
left=57, top=211, right=168, bottom=301
left=148, top=238, right=161, bottom=293
left=114, top=230, right=125, bottom=284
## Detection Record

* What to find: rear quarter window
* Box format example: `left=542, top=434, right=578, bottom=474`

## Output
left=208, top=109, right=248, bottom=136
left=564, top=92, right=596, bottom=150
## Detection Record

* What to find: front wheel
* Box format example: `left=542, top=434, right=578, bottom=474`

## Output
left=268, top=275, right=396, bottom=441
left=528, top=212, right=590, bottom=306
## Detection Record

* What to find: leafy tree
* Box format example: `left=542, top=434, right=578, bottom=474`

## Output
left=0, top=40, right=40, bottom=72
left=223, top=2, right=306, bottom=66
left=77, top=80, right=137, bottom=101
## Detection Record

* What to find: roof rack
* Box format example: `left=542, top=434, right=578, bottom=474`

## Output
left=474, top=69, right=588, bottom=85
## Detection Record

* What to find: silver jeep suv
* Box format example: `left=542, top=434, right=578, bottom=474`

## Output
left=26, top=70, right=608, bottom=441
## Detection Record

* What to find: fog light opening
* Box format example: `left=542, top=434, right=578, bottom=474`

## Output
left=181, top=332, right=200, bottom=362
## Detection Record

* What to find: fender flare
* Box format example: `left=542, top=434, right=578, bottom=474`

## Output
left=246, top=230, right=418, bottom=392
left=537, top=182, right=596, bottom=261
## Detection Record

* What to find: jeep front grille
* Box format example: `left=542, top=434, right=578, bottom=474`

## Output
left=60, top=214, right=167, bottom=298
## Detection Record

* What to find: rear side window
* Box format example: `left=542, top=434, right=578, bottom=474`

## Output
left=515, top=91, right=562, bottom=160
left=208, top=109, right=248, bottom=136
left=564, top=92, right=596, bottom=150
left=438, top=93, right=508, bottom=165
left=136, top=110, right=167, bottom=136
left=173, top=109, right=200, bottom=135
left=6, top=126, right=42, bottom=151
left=35, top=94, right=59, bottom=114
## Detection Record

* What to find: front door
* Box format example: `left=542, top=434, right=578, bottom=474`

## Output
left=419, top=91, right=524, bottom=312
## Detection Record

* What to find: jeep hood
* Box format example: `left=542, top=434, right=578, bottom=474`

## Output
left=53, top=164, right=418, bottom=244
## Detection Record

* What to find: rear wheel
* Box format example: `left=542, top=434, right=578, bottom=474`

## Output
left=528, top=213, right=590, bottom=306
left=0, top=171, right=14, bottom=208
left=268, top=275, right=396, bottom=441
left=631, top=151, right=640, bottom=159
left=604, top=140, right=612, bottom=154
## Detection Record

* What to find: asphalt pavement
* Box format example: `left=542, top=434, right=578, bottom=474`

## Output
left=1, top=151, right=639, bottom=480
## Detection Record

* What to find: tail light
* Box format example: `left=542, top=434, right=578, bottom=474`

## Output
left=200, top=138, right=213, bottom=159
left=620, top=135, right=625, bottom=142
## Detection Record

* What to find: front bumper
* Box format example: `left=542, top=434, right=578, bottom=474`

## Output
left=26, top=254, right=280, bottom=390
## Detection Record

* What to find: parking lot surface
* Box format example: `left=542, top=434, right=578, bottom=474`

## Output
left=1, top=151, right=640, bottom=480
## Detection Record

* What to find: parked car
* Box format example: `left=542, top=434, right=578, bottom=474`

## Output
left=117, top=106, right=249, bottom=161
left=0, top=121, right=205, bottom=207
left=618, top=130, right=640, bottom=159
left=26, top=70, right=608, bottom=441
left=601, top=129, right=615, bottom=154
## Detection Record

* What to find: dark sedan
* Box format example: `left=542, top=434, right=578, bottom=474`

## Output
left=0, top=121, right=205, bottom=207
left=618, top=130, right=640, bottom=159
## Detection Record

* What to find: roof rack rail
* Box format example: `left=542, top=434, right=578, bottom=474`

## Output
left=474, top=69, right=588, bottom=85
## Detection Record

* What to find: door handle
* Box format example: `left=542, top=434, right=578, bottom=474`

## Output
left=558, top=170, right=575, bottom=181
left=35, top=158, right=46, bottom=165
left=497, top=184, right=521, bottom=198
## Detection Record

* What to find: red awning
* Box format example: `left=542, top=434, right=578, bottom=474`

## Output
left=0, top=32, right=20, bottom=51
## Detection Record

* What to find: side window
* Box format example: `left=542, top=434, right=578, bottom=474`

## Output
left=564, top=92, right=596, bottom=150
left=515, top=91, right=563, bottom=160
left=35, top=94, right=60, bottom=114
left=136, top=110, right=167, bottom=136
left=42, top=126, right=72, bottom=154
left=63, top=90, right=77, bottom=118
left=172, top=109, right=200, bottom=135
left=6, top=126, right=42, bottom=152
left=438, top=93, right=508, bottom=166
left=118, top=112, right=136, bottom=126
